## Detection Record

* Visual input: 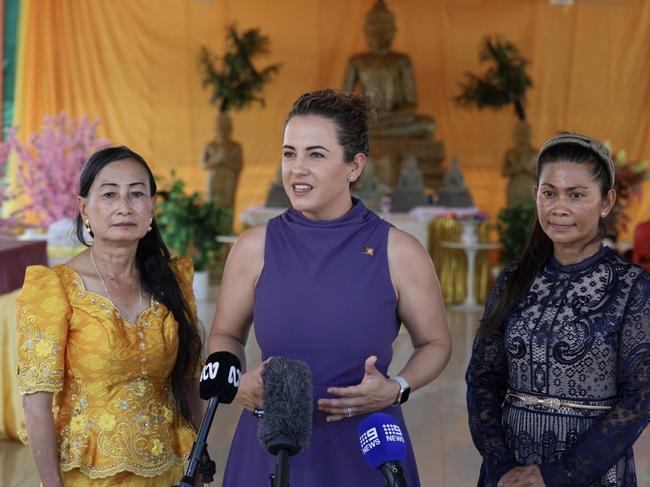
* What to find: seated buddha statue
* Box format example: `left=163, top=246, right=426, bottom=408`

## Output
left=436, top=157, right=474, bottom=208
left=390, top=154, right=428, bottom=211
left=343, top=0, right=436, bottom=138
left=352, top=160, right=386, bottom=211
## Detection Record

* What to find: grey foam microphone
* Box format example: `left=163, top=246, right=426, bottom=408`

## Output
left=258, top=356, right=313, bottom=487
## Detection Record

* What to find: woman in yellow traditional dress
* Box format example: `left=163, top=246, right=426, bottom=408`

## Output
left=16, top=146, right=203, bottom=486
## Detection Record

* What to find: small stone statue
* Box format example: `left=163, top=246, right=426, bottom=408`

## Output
left=265, top=165, right=291, bottom=208
left=436, top=157, right=474, bottom=208
left=390, top=154, right=428, bottom=212
left=353, top=160, right=386, bottom=211
left=343, top=0, right=436, bottom=138
left=502, top=121, right=537, bottom=207
left=201, top=112, right=243, bottom=209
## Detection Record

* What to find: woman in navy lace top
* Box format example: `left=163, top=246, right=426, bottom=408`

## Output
left=466, top=132, right=650, bottom=487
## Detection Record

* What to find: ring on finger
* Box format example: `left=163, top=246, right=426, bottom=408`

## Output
left=345, top=407, right=353, bottom=417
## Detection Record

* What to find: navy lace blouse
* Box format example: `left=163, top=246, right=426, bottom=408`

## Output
left=466, top=246, right=650, bottom=487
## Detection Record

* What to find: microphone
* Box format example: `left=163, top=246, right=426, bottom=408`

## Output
left=258, top=357, right=312, bottom=487
left=359, top=412, right=408, bottom=487
left=175, top=351, right=241, bottom=486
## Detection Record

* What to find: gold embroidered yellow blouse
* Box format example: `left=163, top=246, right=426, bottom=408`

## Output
left=16, top=256, right=198, bottom=479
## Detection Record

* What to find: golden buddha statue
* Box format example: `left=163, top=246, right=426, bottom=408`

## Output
left=343, top=0, right=436, bottom=138
left=201, top=112, right=243, bottom=211
left=343, top=0, right=444, bottom=190
left=502, top=121, right=537, bottom=207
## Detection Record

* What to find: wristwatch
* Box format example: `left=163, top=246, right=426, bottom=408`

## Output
left=388, top=376, right=410, bottom=406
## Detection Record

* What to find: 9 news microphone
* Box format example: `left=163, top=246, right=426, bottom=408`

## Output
left=359, top=412, right=408, bottom=487
left=175, top=351, right=241, bottom=486
left=257, top=357, right=313, bottom=487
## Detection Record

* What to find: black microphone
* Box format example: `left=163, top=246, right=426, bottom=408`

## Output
left=257, top=357, right=312, bottom=487
left=175, top=351, right=241, bottom=486
left=359, top=413, right=408, bottom=487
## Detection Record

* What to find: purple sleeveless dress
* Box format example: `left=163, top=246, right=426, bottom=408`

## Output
left=221, top=199, right=421, bottom=487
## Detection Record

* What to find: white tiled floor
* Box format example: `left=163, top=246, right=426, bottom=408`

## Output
left=2, top=299, right=649, bottom=486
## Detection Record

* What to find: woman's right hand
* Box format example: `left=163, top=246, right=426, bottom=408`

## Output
left=235, top=360, right=267, bottom=411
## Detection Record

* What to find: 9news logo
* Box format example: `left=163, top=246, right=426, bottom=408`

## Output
left=360, top=427, right=381, bottom=454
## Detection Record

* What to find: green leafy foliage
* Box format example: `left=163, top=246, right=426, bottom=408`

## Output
left=606, top=145, right=650, bottom=237
left=157, top=174, right=231, bottom=271
left=496, top=199, right=536, bottom=265
left=199, top=25, right=281, bottom=112
left=454, top=36, right=532, bottom=121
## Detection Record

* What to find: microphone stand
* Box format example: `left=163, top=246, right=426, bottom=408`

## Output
left=380, top=461, right=408, bottom=487
left=266, top=434, right=298, bottom=487
left=173, top=398, right=219, bottom=486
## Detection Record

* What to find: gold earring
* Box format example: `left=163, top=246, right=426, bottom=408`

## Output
left=84, top=219, right=91, bottom=232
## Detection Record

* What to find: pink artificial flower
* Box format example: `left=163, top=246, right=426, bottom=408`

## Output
left=8, top=112, right=109, bottom=227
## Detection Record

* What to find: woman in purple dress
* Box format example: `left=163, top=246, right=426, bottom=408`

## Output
left=466, top=132, right=650, bottom=487
left=208, top=89, right=451, bottom=486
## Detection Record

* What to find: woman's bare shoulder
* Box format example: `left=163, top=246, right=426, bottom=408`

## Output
left=231, top=224, right=266, bottom=257
left=224, top=224, right=267, bottom=280
left=387, top=226, right=430, bottom=263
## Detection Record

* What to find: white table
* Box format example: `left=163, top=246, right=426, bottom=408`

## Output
left=440, top=240, right=501, bottom=312
left=216, top=235, right=238, bottom=244
left=409, top=205, right=481, bottom=222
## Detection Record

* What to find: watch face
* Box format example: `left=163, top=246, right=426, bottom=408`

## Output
left=400, top=387, right=410, bottom=404
left=390, top=376, right=410, bottom=405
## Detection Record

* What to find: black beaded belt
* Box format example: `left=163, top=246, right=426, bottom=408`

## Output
left=506, top=392, right=612, bottom=411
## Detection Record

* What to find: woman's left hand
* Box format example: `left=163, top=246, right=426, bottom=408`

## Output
left=317, top=355, right=399, bottom=422
left=497, top=465, right=545, bottom=487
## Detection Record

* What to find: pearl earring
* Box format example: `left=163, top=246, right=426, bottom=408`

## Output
left=148, top=218, right=153, bottom=232
left=601, top=212, right=606, bottom=217
left=349, top=176, right=355, bottom=182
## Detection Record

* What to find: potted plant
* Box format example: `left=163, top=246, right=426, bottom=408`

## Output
left=496, top=199, right=536, bottom=266
left=454, top=35, right=533, bottom=122
left=199, top=25, right=281, bottom=114
left=156, top=174, right=231, bottom=301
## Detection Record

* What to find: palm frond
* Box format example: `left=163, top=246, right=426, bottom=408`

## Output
left=199, top=25, right=281, bottom=112
left=454, top=35, right=532, bottom=120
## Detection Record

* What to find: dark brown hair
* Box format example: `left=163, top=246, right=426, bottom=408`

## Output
left=285, top=89, right=372, bottom=162
left=479, top=134, right=614, bottom=337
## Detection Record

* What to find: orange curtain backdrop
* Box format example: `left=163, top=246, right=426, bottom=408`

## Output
left=13, top=0, right=650, bottom=236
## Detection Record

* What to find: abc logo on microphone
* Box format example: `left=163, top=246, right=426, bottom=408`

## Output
left=199, top=352, right=242, bottom=404
left=200, top=361, right=241, bottom=388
